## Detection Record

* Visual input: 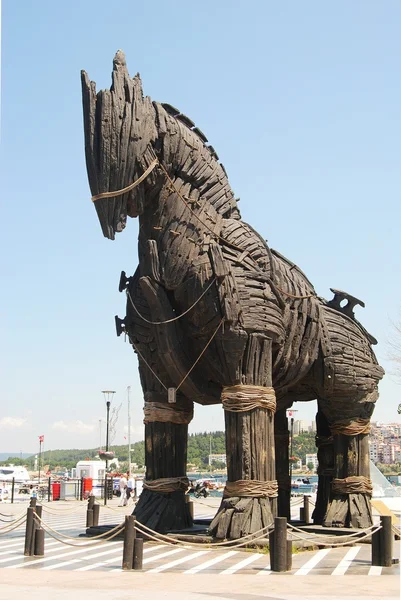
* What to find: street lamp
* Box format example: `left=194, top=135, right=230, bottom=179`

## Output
left=102, top=390, right=115, bottom=505
left=286, top=409, right=298, bottom=483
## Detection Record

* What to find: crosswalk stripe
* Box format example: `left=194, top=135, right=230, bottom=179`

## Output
left=331, top=546, right=361, bottom=575
left=368, top=566, right=382, bottom=576
left=146, top=550, right=210, bottom=573
left=219, top=552, right=263, bottom=574
left=294, top=548, right=331, bottom=575
left=41, top=545, right=123, bottom=570
left=143, top=547, right=185, bottom=564
left=6, top=542, right=113, bottom=568
left=183, top=551, right=238, bottom=574
left=41, top=559, right=81, bottom=571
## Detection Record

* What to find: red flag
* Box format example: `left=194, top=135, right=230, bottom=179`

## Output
left=39, top=435, right=44, bottom=443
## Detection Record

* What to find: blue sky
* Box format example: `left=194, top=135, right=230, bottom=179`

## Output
left=1, top=1, right=400, bottom=453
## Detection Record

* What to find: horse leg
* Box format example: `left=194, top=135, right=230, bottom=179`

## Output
left=312, top=407, right=334, bottom=524
left=133, top=392, right=194, bottom=533
left=321, top=403, right=373, bottom=528
left=274, top=407, right=291, bottom=518
left=210, top=334, right=277, bottom=539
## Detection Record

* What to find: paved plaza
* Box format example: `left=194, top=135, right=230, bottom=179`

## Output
left=0, top=497, right=398, bottom=599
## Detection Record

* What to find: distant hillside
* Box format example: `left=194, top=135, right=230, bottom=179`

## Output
left=0, top=432, right=227, bottom=472
left=0, top=453, right=32, bottom=462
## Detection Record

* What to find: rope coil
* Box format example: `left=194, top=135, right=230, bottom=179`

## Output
left=223, top=479, right=278, bottom=498
left=330, top=418, right=371, bottom=436
left=222, top=385, right=276, bottom=413
left=331, top=476, right=373, bottom=495
left=143, top=477, right=189, bottom=493
left=143, top=401, right=193, bottom=425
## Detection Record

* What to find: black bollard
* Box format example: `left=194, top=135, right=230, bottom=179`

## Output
left=303, top=496, right=310, bottom=525
left=371, top=524, right=381, bottom=566
left=269, top=530, right=275, bottom=570
left=122, top=515, right=136, bottom=570
left=272, top=517, right=288, bottom=572
left=86, top=509, right=94, bottom=528
left=133, top=537, right=144, bottom=570
left=93, top=503, right=100, bottom=527
left=34, top=527, right=45, bottom=556
left=287, top=540, right=293, bottom=571
left=24, top=507, right=35, bottom=556
left=380, top=515, right=393, bottom=568
left=11, top=478, right=15, bottom=504
left=30, top=507, right=42, bottom=557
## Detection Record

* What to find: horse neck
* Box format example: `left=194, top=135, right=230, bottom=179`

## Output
left=153, top=102, right=241, bottom=219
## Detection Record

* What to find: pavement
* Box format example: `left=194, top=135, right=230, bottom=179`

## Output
left=0, top=496, right=398, bottom=599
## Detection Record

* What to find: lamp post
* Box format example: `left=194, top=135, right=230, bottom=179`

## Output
left=102, top=391, right=115, bottom=505
left=286, top=409, right=298, bottom=483
left=127, top=386, right=131, bottom=479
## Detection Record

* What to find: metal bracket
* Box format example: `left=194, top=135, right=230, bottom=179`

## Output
left=115, top=315, right=126, bottom=337
left=118, top=271, right=133, bottom=293
left=327, top=288, right=365, bottom=319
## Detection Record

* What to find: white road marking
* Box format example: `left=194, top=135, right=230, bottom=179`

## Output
left=146, top=550, right=210, bottom=573
left=294, top=548, right=331, bottom=575
left=183, top=551, right=238, bottom=574
left=219, top=552, right=263, bottom=574
left=368, top=565, right=382, bottom=576
left=41, top=559, right=81, bottom=570
left=331, top=546, right=361, bottom=575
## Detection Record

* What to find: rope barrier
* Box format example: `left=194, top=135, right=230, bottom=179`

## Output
left=37, top=502, right=88, bottom=515
left=127, top=278, right=217, bottom=325
left=0, top=515, right=27, bottom=534
left=133, top=517, right=274, bottom=549
left=287, top=523, right=382, bottom=547
left=287, top=521, right=379, bottom=540
left=34, top=514, right=125, bottom=546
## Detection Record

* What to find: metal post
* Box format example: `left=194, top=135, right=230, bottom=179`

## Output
left=93, top=502, right=100, bottom=526
left=11, top=477, right=15, bottom=504
left=122, top=515, right=136, bottom=570
left=289, top=417, right=294, bottom=482
left=371, top=525, right=381, bottom=566
left=133, top=537, right=144, bottom=570
left=272, top=517, right=288, bottom=572
left=34, top=528, right=45, bottom=556
left=24, top=507, right=35, bottom=556
left=303, top=495, right=310, bottom=525
left=380, top=515, right=393, bottom=567
left=47, top=477, right=51, bottom=503
left=127, top=386, right=132, bottom=479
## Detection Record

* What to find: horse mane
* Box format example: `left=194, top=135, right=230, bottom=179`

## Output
left=153, top=100, right=241, bottom=220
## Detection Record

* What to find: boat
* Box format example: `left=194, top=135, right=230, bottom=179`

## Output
left=0, top=465, right=30, bottom=483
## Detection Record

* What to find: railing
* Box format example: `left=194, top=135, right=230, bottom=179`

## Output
left=0, top=476, right=115, bottom=503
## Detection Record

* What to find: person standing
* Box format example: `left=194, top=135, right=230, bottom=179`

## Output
left=118, top=474, right=127, bottom=506
left=126, top=473, right=135, bottom=505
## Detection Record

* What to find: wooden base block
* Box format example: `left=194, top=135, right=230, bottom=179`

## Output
left=209, top=496, right=275, bottom=540
left=133, top=489, right=193, bottom=533
left=323, top=493, right=373, bottom=528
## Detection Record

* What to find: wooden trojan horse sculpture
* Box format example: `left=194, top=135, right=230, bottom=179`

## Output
left=81, top=51, right=384, bottom=537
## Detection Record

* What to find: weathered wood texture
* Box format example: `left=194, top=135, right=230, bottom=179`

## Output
left=323, top=433, right=372, bottom=528
left=312, top=409, right=333, bottom=525
left=210, top=335, right=277, bottom=539
left=134, top=420, right=192, bottom=532
left=274, top=408, right=291, bottom=519
left=81, top=51, right=385, bottom=535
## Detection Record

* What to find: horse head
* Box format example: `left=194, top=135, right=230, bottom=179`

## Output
left=81, top=50, right=160, bottom=239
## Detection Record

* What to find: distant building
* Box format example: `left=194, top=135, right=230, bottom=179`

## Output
left=305, top=453, right=318, bottom=471
left=208, top=453, right=227, bottom=466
